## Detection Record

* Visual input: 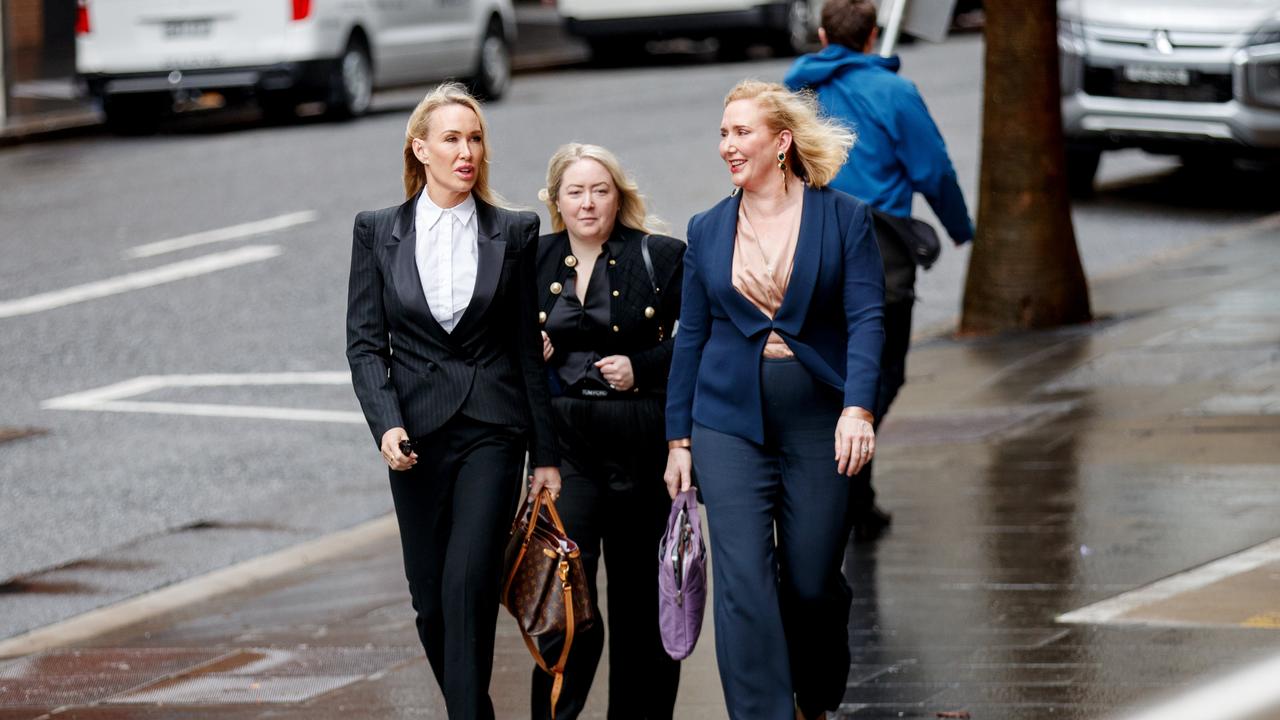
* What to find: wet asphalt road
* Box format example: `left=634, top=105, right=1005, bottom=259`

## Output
left=1, top=33, right=1278, bottom=640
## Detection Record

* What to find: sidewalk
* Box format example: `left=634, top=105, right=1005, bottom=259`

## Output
left=1, top=223, right=1278, bottom=719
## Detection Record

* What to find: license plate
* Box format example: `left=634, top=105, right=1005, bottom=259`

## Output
left=1122, top=65, right=1191, bottom=86
left=164, top=19, right=212, bottom=38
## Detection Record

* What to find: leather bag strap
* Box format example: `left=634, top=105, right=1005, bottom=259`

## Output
left=640, top=234, right=659, bottom=294
left=507, top=489, right=577, bottom=717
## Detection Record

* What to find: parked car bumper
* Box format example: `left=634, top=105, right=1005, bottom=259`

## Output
left=81, top=60, right=336, bottom=101
left=1063, top=91, right=1280, bottom=151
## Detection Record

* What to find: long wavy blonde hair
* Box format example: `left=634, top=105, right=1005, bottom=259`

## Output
left=537, top=143, right=663, bottom=234
left=724, top=79, right=855, bottom=188
left=402, top=82, right=506, bottom=206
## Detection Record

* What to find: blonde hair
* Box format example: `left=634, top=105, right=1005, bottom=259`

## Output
left=537, top=143, right=664, bottom=235
left=402, top=82, right=506, bottom=206
left=724, top=79, right=855, bottom=188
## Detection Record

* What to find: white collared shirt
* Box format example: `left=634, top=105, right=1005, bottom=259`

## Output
left=415, top=192, right=479, bottom=333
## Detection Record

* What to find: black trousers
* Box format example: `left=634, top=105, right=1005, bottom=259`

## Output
left=531, top=395, right=681, bottom=720
left=692, top=359, right=854, bottom=720
left=849, top=299, right=913, bottom=517
left=389, top=414, right=525, bottom=720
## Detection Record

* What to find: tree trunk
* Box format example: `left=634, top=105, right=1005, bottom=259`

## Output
left=959, top=0, right=1091, bottom=334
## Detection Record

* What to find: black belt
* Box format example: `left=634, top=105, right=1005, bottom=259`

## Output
left=556, top=382, right=657, bottom=401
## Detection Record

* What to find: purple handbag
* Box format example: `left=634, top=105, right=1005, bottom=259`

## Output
left=657, top=489, right=707, bottom=661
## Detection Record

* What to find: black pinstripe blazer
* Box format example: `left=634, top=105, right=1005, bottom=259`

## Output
left=346, top=191, right=558, bottom=468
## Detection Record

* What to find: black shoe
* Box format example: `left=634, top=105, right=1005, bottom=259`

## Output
left=852, top=505, right=892, bottom=543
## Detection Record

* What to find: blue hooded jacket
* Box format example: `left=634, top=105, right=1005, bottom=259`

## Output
left=785, top=45, right=973, bottom=244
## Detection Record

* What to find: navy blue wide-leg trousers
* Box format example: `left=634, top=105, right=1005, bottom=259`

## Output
left=692, top=358, right=854, bottom=720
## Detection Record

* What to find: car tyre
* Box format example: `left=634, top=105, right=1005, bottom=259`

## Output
left=327, top=38, right=373, bottom=120
left=468, top=19, right=511, bottom=100
left=1066, top=144, right=1102, bottom=197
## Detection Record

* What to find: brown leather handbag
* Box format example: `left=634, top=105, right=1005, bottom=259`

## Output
left=501, top=489, right=595, bottom=716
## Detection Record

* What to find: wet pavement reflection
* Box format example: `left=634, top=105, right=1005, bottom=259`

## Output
left=1, top=229, right=1278, bottom=720
left=839, top=228, right=1280, bottom=718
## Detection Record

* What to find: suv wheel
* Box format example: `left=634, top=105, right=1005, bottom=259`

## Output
left=328, top=39, right=373, bottom=119
left=469, top=20, right=510, bottom=100
left=771, top=0, right=811, bottom=57
left=1066, top=144, right=1102, bottom=197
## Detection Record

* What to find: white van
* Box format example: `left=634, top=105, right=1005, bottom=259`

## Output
left=75, top=0, right=515, bottom=131
left=556, top=0, right=816, bottom=60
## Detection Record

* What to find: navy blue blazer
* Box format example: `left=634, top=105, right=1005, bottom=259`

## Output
left=665, top=184, right=885, bottom=444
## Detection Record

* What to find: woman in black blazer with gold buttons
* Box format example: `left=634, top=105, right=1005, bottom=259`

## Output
left=528, top=143, right=685, bottom=719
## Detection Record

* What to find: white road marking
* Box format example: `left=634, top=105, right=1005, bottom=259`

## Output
left=127, top=211, right=316, bottom=258
left=1107, top=652, right=1280, bottom=720
left=42, top=372, right=364, bottom=425
left=0, top=245, right=282, bottom=319
left=1057, top=536, right=1280, bottom=625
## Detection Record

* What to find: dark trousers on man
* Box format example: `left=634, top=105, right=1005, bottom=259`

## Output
left=388, top=414, right=525, bottom=720
left=849, top=299, right=913, bottom=525
left=531, top=394, right=680, bottom=720
left=692, top=359, right=853, bottom=720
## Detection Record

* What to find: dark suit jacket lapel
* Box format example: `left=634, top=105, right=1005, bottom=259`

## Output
left=388, top=191, right=455, bottom=346
left=712, top=192, right=773, bottom=339
left=452, top=198, right=507, bottom=339
left=774, top=184, right=825, bottom=329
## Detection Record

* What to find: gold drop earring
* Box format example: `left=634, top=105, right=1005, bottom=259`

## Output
left=778, top=151, right=788, bottom=192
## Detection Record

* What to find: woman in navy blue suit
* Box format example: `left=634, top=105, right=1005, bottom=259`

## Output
left=663, top=80, right=885, bottom=720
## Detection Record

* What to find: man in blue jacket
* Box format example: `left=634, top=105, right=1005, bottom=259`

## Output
left=785, top=0, right=974, bottom=541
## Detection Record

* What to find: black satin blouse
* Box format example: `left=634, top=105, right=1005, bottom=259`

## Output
left=545, top=253, right=612, bottom=392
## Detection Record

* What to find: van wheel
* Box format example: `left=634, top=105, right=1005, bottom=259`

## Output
left=102, top=94, right=167, bottom=135
left=771, top=0, right=811, bottom=57
left=328, top=39, right=373, bottom=119
left=469, top=20, right=510, bottom=100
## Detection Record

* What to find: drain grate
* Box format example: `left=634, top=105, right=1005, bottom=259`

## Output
left=103, top=647, right=419, bottom=706
left=0, top=648, right=225, bottom=708
left=107, top=675, right=365, bottom=705
left=0, top=647, right=418, bottom=708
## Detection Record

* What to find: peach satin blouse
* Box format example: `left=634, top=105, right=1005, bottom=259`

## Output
left=731, top=196, right=803, bottom=359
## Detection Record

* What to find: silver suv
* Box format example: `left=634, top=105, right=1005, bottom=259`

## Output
left=1058, top=0, right=1280, bottom=193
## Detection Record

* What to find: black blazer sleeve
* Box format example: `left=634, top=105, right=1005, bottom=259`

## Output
left=346, top=211, right=404, bottom=447
left=626, top=236, right=685, bottom=392
left=515, top=214, right=560, bottom=468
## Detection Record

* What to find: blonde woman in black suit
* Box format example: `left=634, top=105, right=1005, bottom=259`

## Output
left=529, top=143, right=685, bottom=719
left=346, top=82, right=560, bottom=720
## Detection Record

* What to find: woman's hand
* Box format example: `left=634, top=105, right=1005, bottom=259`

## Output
left=835, top=409, right=875, bottom=477
left=594, top=355, right=635, bottom=391
left=664, top=447, right=693, bottom=500
left=529, top=466, right=562, bottom=500
left=541, top=331, right=555, bottom=362
left=380, top=427, right=417, bottom=471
